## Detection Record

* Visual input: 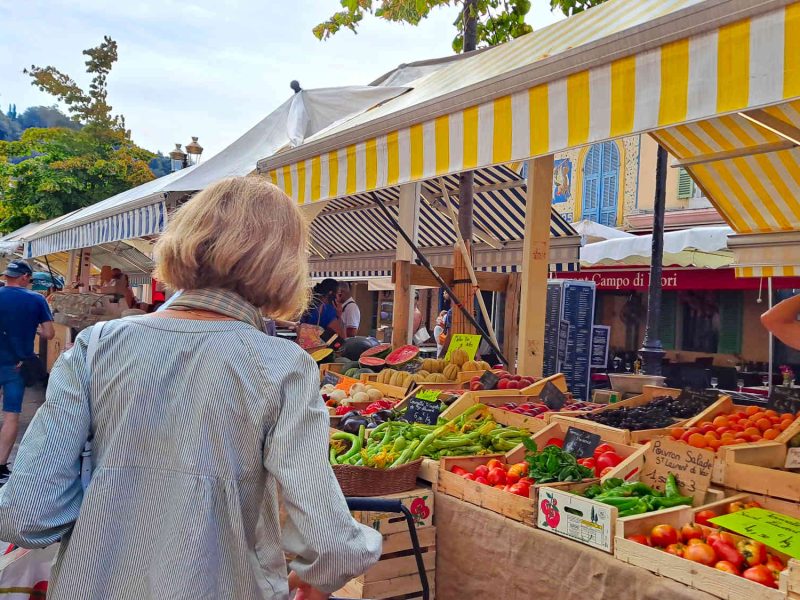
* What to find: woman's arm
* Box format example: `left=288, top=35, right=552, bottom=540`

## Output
left=263, top=351, right=381, bottom=594
left=0, top=329, right=92, bottom=547
left=762, top=294, right=800, bottom=349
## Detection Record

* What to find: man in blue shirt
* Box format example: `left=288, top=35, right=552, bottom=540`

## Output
left=0, top=260, right=54, bottom=483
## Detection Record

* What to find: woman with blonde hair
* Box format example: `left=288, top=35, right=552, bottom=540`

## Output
left=0, top=177, right=381, bottom=599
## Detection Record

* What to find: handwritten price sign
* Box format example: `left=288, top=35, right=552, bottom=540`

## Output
left=643, top=437, right=714, bottom=502
left=444, top=334, right=482, bottom=362
left=710, top=508, right=800, bottom=559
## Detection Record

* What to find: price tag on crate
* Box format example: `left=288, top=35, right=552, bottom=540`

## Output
left=709, top=508, right=800, bottom=559
left=642, top=437, right=714, bottom=503
left=404, top=389, right=442, bottom=425
left=540, top=381, right=567, bottom=411
left=444, top=334, right=482, bottom=362
left=785, top=447, right=800, bottom=469
left=768, top=386, right=800, bottom=414
left=678, top=388, right=720, bottom=406
left=562, top=427, right=602, bottom=459
left=478, top=370, right=500, bottom=390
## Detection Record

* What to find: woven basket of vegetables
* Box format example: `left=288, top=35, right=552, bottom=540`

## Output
left=332, top=460, right=423, bottom=497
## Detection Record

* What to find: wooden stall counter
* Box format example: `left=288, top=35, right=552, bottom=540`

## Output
left=433, top=492, right=718, bottom=600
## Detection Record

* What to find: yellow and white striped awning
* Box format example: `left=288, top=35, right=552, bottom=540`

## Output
left=726, top=230, right=800, bottom=277
left=734, top=265, right=800, bottom=277
left=259, top=0, right=800, bottom=207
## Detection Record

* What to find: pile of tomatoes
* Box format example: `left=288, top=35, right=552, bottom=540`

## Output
left=449, top=458, right=534, bottom=497
left=669, top=406, right=798, bottom=451
left=574, top=442, right=624, bottom=478
left=626, top=514, right=785, bottom=589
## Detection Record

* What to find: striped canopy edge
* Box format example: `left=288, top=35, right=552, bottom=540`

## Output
left=734, top=265, right=800, bottom=277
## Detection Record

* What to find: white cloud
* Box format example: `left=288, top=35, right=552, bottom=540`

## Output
left=0, top=0, right=563, bottom=157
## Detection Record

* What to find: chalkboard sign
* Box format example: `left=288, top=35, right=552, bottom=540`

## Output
left=678, top=388, right=720, bottom=407
left=726, top=391, right=769, bottom=407
left=562, top=427, right=602, bottom=458
left=321, top=371, right=342, bottom=387
left=560, top=282, right=596, bottom=401
left=590, top=325, right=610, bottom=369
left=540, top=381, right=567, bottom=411
left=768, top=386, right=800, bottom=415
left=543, top=283, right=563, bottom=377
left=403, top=389, right=443, bottom=425
left=479, top=370, right=500, bottom=391
left=557, top=321, right=570, bottom=364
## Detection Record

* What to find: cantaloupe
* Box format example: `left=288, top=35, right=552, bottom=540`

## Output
left=443, top=364, right=460, bottom=381
left=462, top=360, right=480, bottom=371
left=450, top=348, right=469, bottom=367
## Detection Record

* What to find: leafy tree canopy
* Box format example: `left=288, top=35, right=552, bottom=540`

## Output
left=549, top=0, right=607, bottom=16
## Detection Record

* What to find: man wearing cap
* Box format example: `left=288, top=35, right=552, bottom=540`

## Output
left=0, top=260, right=54, bottom=484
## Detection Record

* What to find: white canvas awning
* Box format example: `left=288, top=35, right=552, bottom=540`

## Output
left=571, top=220, right=635, bottom=245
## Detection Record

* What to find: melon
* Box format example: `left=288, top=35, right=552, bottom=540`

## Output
left=443, top=364, right=460, bottom=381
left=354, top=368, right=375, bottom=377
left=463, top=360, right=480, bottom=372
left=450, top=348, right=469, bottom=367
left=359, top=356, right=386, bottom=369
left=360, top=343, right=392, bottom=360
left=345, top=368, right=359, bottom=378
left=385, top=345, right=421, bottom=368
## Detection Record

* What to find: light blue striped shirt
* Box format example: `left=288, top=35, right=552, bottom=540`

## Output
left=0, top=316, right=381, bottom=599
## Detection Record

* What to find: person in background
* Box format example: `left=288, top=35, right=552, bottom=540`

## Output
left=0, top=178, right=380, bottom=599
left=336, top=282, right=360, bottom=338
left=412, top=291, right=423, bottom=334
left=301, top=278, right=344, bottom=338
left=0, top=260, right=55, bottom=485
left=433, top=310, right=448, bottom=357
left=762, top=294, right=800, bottom=349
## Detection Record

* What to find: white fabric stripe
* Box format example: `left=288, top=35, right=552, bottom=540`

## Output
left=354, top=142, right=366, bottom=194
left=548, top=79, right=568, bottom=152
left=725, top=161, right=782, bottom=230
left=510, top=90, right=530, bottom=160
left=477, top=102, right=494, bottom=167
left=749, top=10, right=785, bottom=107
left=397, top=128, right=411, bottom=183
left=743, top=153, right=797, bottom=223
left=289, top=165, right=299, bottom=202
left=304, top=158, right=313, bottom=203
left=422, top=120, right=437, bottom=178
left=448, top=111, right=464, bottom=172
left=336, top=148, right=348, bottom=196
left=376, top=135, right=388, bottom=189
left=319, top=152, right=330, bottom=200
left=589, top=64, right=611, bottom=142
left=633, top=47, right=662, bottom=131
left=687, top=31, right=718, bottom=121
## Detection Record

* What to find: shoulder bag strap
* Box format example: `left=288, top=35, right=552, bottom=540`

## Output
left=80, top=322, right=106, bottom=491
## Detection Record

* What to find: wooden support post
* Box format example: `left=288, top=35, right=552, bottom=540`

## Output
left=503, top=272, right=522, bottom=369
left=391, top=183, right=420, bottom=347
left=451, top=241, right=476, bottom=335
left=518, top=156, right=554, bottom=377
left=66, top=249, right=78, bottom=284
left=78, top=248, right=92, bottom=289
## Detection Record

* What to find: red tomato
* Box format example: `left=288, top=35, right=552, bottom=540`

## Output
left=737, top=540, right=767, bottom=567
left=508, top=482, right=530, bottom=497
left=709, top=539, right=744, bottom=568
left=707, top=531, right=737, bottom=547
left=593, top=443, right=615, bottom=459
left=505, top=471, right=521, bottom=485
left=598, top=466, right=614, bottom=477
left=684, top=542, right=717, bottom=566
left=451, top=466, right=468, bottom=477
left=695, top=509, right=718, bottom=527
left=765, top=554, right=786, bottom=578
left=487, top=467, right=507, bottom=486
left=745, top=500, right=762, bottom=509
left=680, top=523, right=704, bottom=542
left=665, top=543, right=686, bottom=557
left=545, top=438, right=564, bottom=448
left=742, top=565, right=778, bottom=588
left=650, top=525, right=680, bottom=548
left=686, top=539, right=705, bottom=546
left=474, top=465, right=490, bottom=479
left=486, top=458, right=504, bottom=471
left=463, top=473, right=476, bottom=481
left=625, top=534, right=651, bottom=546
left=728, top=501, right=748, bottom=513
left=474, top=476, right=489, bottom=486
left=714, top=561, right=741, bottom=576
left=595, top=451, right=623, bottom=471
left=519, top=477, right=535, bottom=486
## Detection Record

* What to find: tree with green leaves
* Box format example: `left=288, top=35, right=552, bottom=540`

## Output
left=549, top=0, right=607, bottom=16
left=0, top=37, right=154, bottom=233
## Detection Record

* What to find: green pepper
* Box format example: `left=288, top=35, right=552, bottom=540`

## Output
left=650, top=494, right=693, bottom=509
left=583, top=484, right=603, bottom=499
left=595, top=497, right=642, bottom=509
left=664, top=473, right=681, bottom=498
left=618, top=499, right=650, bottom=517
left=332, top=430, right=363, bottom=464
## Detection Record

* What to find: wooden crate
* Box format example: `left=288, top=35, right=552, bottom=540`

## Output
left=615, top=505, right=795, bottom=600
left=694, top=491, right=800, bottom=520
left=336, top=526, right=436, bottom=600
left=717, top=441, right=800, bottom=501
left=519, top=373, right=569, bottom=395
left=439, top=391, right=548, bottom=434
left=552, top=386, right=684, bottom=445
left=352, top=486, right=434, bottom=535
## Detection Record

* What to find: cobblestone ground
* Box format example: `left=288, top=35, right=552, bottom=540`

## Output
left=1, top=384, right=46, bottom=466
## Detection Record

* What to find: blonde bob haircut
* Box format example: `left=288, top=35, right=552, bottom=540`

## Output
left=154, top=176, right=310, bottom=319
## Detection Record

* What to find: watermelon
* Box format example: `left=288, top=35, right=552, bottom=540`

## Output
left=359, top=356, right=386, bottom=369
left=360, top=343, right=392, bottom=360
left=345, top=368, right=360, bottom=378
left=354, top=368, right=375, bottom=377
left=385, top=345, right=421, bottom=368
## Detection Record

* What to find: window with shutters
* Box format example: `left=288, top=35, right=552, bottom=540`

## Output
left=581, top=142, right=620, bottom=226
left=677, top=168, right=694, bottom=199
left=717, top=292, right=743, bottom=355
left=680, top=291, right=720, bottom=353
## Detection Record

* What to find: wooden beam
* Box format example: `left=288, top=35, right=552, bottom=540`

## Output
left=518, top=155, right=554, bottom=377
left=393, top=183, right=420, bottom=345
left=502, top=272, right=521, bottom=369
left=391, top=260, right=412, bottom=349
left=402, top=264, right=509, bottom=292
left=740, top=109, right=800, bottom=145
left=670, top=140, right=795, bottom=168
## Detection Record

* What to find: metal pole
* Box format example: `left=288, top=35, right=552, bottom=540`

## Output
left=639, top=145, right=668, bottom=376
left=768, top=277, right=774, bottom=394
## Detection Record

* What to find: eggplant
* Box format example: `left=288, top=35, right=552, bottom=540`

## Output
left=341, top=416, right=369, bottom=435
left=338, top=410, right=361, bottom=424
left=374, top=409, right=394, bottom=423
left=366, top=421, right=378, bottom=429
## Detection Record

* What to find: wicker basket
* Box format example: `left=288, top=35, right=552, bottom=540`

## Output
left=332, top=459, right=423, bottom=497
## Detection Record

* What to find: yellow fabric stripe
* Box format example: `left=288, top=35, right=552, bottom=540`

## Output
left=345, top=145, right=357, bottom=194
left=434, top=116, right=450, bottom=175
left=365, top=139, right=377, bottom=191
left=786, top=3, right=800, bottom=98
left=732, top=157, right=792, bottom=229
left=690, top=163, right=749, bottom=232
left=717, top=20, right=751, bottom=113
left=566, top=71, right=590, bottom=147
left=281, top=165, right=292, bottom=199
left=410, top=123, right=424, bottom=180
left=492, top=95, right=513, bottom=164
left=327, top=151, right=339, bottom=198
left=752, top=153, right=800, bottom=228
left=386, top=131, right=399, bottom=186
left=310, top=156, right=321, bottom=202
left=610, top=56, right=636, bottom=137
left=296, top=161, right=306, bottom=204
left=268, top=170, right=277, bottom=185
left=463, top=106, right=479, bottom=169
left=658, top=39, right=689, bottom=126
left=529, top=85, right=549, bottom=155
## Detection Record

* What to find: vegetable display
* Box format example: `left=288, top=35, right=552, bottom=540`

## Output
left=581, top=474, right=693, bottom=517
left=625, top=521, right=786, bottom=589
left=667, top=406, right=798, bottom=450
left=521, top=438, right=595, bottom=483
left=329, top=403, right=533, bottom=469
left=580, top=395, right=709, bottom=430
left=449, top=458, right=535, bottom=497
left=498, top=399, right=603, bottom=419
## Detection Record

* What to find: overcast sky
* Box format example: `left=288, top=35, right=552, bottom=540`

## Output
left=0, top=1, right=563, bottom=158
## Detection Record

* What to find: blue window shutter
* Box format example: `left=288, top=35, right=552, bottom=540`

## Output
left=582, top=146, right=602, bottom=222
left=599, top=143, right=620, bottom=227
